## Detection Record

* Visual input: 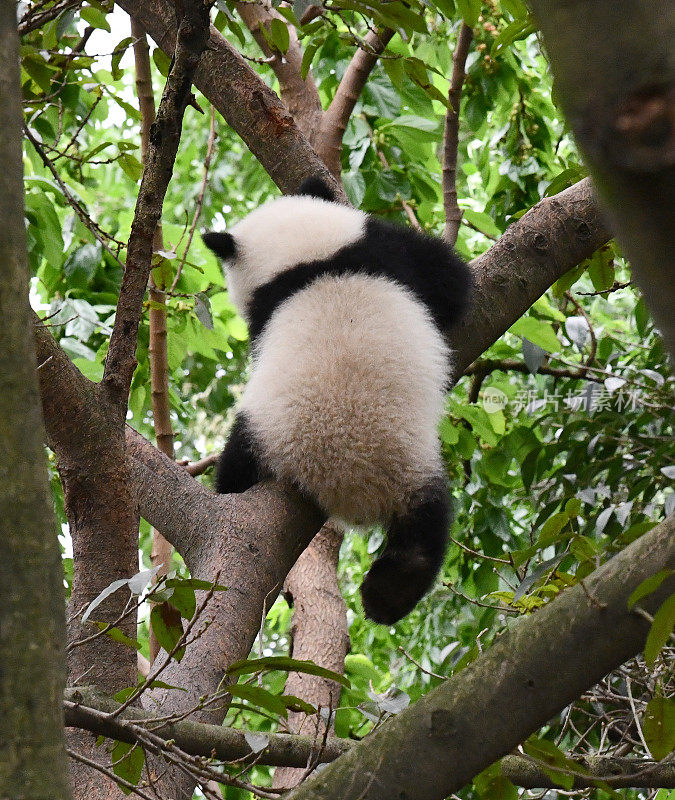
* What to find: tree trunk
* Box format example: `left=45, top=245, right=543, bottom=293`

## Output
left=526, top=0, right=675, bottom=356
left=0, top=4, right=71, bottom=796
left=273, top=524, right=350, bottom=790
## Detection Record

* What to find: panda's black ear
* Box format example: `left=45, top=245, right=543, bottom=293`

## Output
left=202, top=231, right=237, bottom=260
left=297, top=176, right=335, bottom=202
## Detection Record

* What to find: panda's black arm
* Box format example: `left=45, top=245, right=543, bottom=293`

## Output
left=214, top=413, right=265, bottom=494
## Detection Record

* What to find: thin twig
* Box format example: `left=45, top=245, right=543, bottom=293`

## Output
left=397, top=646, right=446, bottom=680
left=442, top=22, right=473, bottom=245
left=66, top=748, right=155, bottom=800
left=23, top=125, right=126, bottom=266
left=171, top=104, right=217, bottom=292
left=109, top=573, right=221, bottom=718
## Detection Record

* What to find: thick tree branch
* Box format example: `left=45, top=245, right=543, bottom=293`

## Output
left=285, top=515, right=675, bottom=800
left=442, top=22, right=473, bottom=245
left=117, top=0, right=344, bottom=198
left=62, top=688, right=675, bottom=789
left=317, top=28, right=395, bottom=176
left=103, top=0, right=210, bottom=408
left=526, top=0, right=675, bottom=356
left=234, top=3, right=322, bottom=138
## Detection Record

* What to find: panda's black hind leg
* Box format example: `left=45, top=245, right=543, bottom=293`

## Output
left=360, top=478, right=449, bottom=624
left=215, top=413, right=266, bottom=494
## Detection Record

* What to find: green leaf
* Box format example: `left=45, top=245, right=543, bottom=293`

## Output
left=635, top=296, right=650, bottom=336
left=111, top=36, right=133, bottom=81
left=461, top=208, right=501, bottom=238
left=150, top=603, right=185, bottom=661
left=456, top=404, right=499, bottom=446
left=491, top=18, right=536, bottom=57
left=281, top=694, right=317, bottom=715
left=269, top=18, right=290, bottom=53
left=64, top=243, right=100, bottom=287
left=628, top=570, right=674, bottom=609
left=644, top=592, right=675, bottom=667
left=194, top=292, right=214, bottom=329
left=119, top=153, right=143, bottom=182
left=164, top=577, right=228, bottom=591
left=74, top=357, right=104, bottom=382
left=588, top=248, right=615, bottom=292
left=430, top=0, right=455, bottom=17
left=168, top=585, right=197, bottom=620
left=81, top=6, right=111, bottom=31
left=300, top=40, right=320, bottom=80
left=153, top=48, right=171, bottom=77
left=226, top=684, right=289, bottom=718
left=500, top=0, right=528, bottom=18
left=439, top=417, right=459, bottom=445
left=538, top=511, right=570, bottom=547
left=345, top=653, right=380, bottom=682
left=93, top=623, right=142, bottom=651
left=111, top=741, right=144, bottom=793
left=509, top=318, right=560, bottom=353
left=456, top=0, right=480, bottom=26
left=643, top=696, right=675, bottom=760
left=226, top=656, right=351, bottom=687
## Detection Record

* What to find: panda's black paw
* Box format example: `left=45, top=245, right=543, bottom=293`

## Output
left=360, top=550, right=436, bottom=624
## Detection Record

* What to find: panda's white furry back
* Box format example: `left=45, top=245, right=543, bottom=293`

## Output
left=203, top=176, right=471, bottom=624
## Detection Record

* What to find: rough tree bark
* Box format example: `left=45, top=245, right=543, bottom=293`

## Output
left=453, top=178, right=610, bottom=372
left=526, top=0, right=675, bottom=356
left=285, top=516, right=675, bottom=800
left=0, top=5, right=71, bottom=796
left=273, top=524, right=351, bottom=790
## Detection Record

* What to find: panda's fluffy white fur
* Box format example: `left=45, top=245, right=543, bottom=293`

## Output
left=203, top=176, right=471, bottom=623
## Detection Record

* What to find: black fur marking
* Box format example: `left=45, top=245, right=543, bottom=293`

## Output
left=297, top=176, right=335, bottom=201
left=215, top=413, right=266, bottom=494
left=360, top=478, right=450, bottom=624
left=203, top=231, right=237, bottom=260
left=246, top=217, right=472, bottom=342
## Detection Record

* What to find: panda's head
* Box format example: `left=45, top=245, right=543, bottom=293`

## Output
left=203, top=177, right=365, bottom=319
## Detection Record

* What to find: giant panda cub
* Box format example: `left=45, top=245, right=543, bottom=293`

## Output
left=203, top=176, right=471, bottom=624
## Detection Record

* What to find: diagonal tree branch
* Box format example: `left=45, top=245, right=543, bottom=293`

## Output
left=285, top=515, right=675, bottom=800
left=316, top=28, right=395, bottom=176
